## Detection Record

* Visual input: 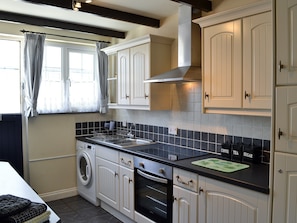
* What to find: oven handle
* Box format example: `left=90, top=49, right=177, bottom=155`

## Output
left=137, top=169, right=168, bottom=184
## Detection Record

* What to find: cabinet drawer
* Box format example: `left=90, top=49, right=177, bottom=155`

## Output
left=119, top=152, right=134, bottom=169
left=95, top=145, right=119, bottom=163
left=173, top=168, right=198, bottom=192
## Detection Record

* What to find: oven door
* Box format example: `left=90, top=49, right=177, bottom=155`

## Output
left=135, top=168, right=173, bottom=223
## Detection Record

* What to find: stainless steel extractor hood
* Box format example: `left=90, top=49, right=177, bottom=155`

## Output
left=144, top=4, right=201, bottom=83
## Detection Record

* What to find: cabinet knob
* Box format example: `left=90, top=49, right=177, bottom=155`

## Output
left=126, top=94, right=129, bottom=99
left=278, top=169, right=283, bottom=174
left=159, top=168, right=165, bottom=175
left=139, top=162, right=145, bottom=168
left=278, top=128, right=283, bottom=140
left=244, top=91, right=250, bottom=99
left=144, top=94, right=149, bottom=99
left=199, top=187, right=204, bottom=195
left=278, top=60, right=285, bottom=72
left=204, top=92, right=209, bottom=100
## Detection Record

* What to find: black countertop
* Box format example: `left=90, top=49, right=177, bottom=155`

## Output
left=78, top=137, right=269, bottom=194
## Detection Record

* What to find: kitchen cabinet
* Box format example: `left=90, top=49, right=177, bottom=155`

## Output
left=273, top=152, right=297, bottom=223
left=194, top=2, right=272, bottom=116
left=96, top=146, right=119, bottom=210
left=198, top=176, right=269, bottom=223
left=173, top=168, right=198, bottom=223
left=95, top=146, right=135, bottom=220
left=275, top=86, right=297, bottom=154
left=102, top=34, right=173, bottom=110
left=276, top=0, right=297, bottom=85
left=119, top=152, right=134, bottom=220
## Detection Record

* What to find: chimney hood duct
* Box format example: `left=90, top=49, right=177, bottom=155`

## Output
left=144, top=4, right=201, bottom=83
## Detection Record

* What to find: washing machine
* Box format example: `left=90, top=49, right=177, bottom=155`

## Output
left=76, top=140, right=99, bottom=206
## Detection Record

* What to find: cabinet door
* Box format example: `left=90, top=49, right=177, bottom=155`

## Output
left=203, top=19, right=242, bottom=108
left=276, top=0, right=297, bottom=85
left=173, top=185, right=198, bottom=223
left=119, top=166, right=134, bottom=219
left=199, top=176, right=268, bottom=223
left=130, top=44, right=150, bottom=105
left=117, top=49, right=130, bottom=105
left=273, top=153, right=297, bottom=223
left=275, top=86, right=297, bottom=153
left=96, top=157, right=119, bottom=210
left=242, top=12, right=272, bottom=109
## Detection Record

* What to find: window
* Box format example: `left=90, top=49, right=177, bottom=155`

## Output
left=37, top=42, right=99, bottom=113
left=0, top=39, right=21, bottom=114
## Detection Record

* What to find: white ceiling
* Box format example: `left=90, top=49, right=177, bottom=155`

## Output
left=1, top=0, right=180, bottom=32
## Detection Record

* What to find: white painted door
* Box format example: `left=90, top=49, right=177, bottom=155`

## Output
left=203, top=19, right=242, bottom=108
left=199, top=176, right=268, bottom=223
left=173, top=185, right=198, bottom=223
left=275, top=86, right=297, bottom=154
left=273, top=152, right=297, bottom=223
left=119, top=166, right=134, bottom=219
left=117, top=49, right=130, bottom=105
left=242, top=11, right=272, bottom=109
left=276, top=0, right=297, bottom=85
left=96, top=157, right=119, bottom=210
left=130, top=44, right=150, bottom=105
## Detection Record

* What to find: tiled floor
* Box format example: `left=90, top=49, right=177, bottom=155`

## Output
left=47, top=195, right=123, bottom=223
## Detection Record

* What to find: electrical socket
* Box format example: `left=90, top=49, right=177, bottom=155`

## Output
left=168, top=126, right=178, bottom=135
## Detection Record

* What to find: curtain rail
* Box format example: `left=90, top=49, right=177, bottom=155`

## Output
left=20, top=29, right=110, bottom=43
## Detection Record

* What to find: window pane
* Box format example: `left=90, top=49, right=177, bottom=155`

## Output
left=68, top=51, right=98, bottom=112
left=0, top=39, right=21, bottom=113
left=37, top=45, right=67, bottom=113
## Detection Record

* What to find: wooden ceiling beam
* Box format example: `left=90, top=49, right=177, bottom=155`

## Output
left=0, top=10, right=126, bottom=38
left=23, top=0, right=160, bottom=28
left=170, top=0, right=212, bottom=12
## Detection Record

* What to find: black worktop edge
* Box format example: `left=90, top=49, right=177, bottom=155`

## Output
left=77, top=137, right=270, bottom=194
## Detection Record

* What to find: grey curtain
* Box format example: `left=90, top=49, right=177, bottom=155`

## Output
left=23, top=33, right=46, bottom=117
left=96, top=42, right=109, bottom=114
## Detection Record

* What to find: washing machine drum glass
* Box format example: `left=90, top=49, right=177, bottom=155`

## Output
left=78, top=152, right=92, bottom=186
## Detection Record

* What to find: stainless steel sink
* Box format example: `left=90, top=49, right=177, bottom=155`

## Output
left=86, top=135, right=155, bottom=148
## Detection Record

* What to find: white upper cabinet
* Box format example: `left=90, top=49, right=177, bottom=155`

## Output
left=102, top=35, right=173, bottom=110
left=194, top=1, right=272, bottom=116
left=243, top=12, right=272, bottom=109
left=203, top=19, right=242, bottom=108
left=276, top=0, right=297, bottom=85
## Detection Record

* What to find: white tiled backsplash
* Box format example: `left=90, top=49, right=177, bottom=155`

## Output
left=113, top=82, right=271, bottom=141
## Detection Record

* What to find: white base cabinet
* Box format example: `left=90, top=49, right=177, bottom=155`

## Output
left=95, top=146, right=135, bottom=221
left=273, top=152, right=297, bottom=223
left=198, top=176, right=269, bottom=223
left=173, top=168, right=198, bottom=223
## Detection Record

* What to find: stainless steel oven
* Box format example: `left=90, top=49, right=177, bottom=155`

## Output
left=134, top=156, right=173, bottom=223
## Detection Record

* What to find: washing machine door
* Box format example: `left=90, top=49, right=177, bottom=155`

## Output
left=77, top=151, right=92, bottom=186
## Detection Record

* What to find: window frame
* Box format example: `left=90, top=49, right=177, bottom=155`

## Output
left=37, top=40, right=99, bottom=114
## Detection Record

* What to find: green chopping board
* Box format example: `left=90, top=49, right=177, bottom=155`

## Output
left=191, top=158, right=249, bottom=173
